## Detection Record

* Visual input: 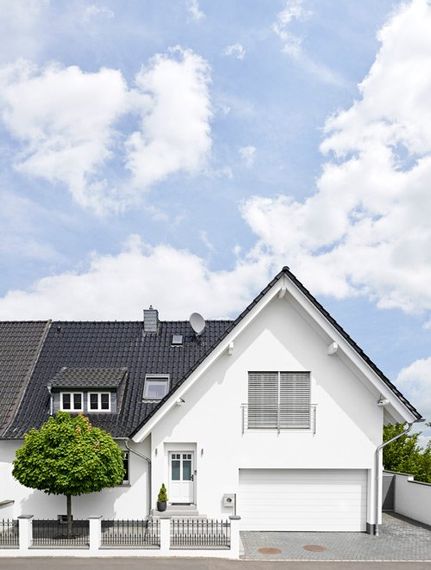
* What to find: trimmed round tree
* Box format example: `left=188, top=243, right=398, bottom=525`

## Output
left=13, top=412, right=124, bottom=534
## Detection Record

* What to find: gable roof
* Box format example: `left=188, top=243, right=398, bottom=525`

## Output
left=130, top=267, right=422, bottom=439
left=1, top=268, right=422, bottom=440
left=0, top=321, right=50, bottom=436
left=49, top=367, right=128, bottom=389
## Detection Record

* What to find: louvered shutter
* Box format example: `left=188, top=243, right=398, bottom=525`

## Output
left=279, top=372, right=311, bottom=428
left=248, top=372, right=278, bottom=428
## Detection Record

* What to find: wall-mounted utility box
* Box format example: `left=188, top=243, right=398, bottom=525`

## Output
left=223, top=493, right=235, bottom=508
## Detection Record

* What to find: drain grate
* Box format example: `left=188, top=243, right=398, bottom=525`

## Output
left=303, top=544, right=327, bottom=552
left=258, top=547, right=282, bottom=554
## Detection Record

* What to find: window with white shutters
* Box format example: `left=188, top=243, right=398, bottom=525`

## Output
left=247, top=371, right=311, bottom=429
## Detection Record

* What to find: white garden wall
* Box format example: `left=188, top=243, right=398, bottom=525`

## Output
left=391, top=472, right=431, bottom=526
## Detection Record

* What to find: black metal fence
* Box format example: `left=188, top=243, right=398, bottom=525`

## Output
left=170, top=518, right=230, bottom=549
left=0, top=519, right=19, bottom=548
left=32, top=519, right=89, bottom=547
left=101, top=519, right=160, bottom=547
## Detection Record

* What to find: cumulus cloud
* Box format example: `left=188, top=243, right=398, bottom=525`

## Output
left=186, top=0, right=205, bottom=21
left=272, top=0, right=345, bottom=86
left=82, top=4, right=114, bottom=21
left=224, top=43, right=246, bottom=60
left=397, top=358, right=431, bottom=422
left=244, top=0, right=431, bottom=317
left=126, top=48, right=212, bottom=188
left=272, top=0, right=309, bottom=58
left=0, top=236, right=270, bottom=320
left=0, top=48, right=212, bottom=213
left=239, top=145, right=256, bottom=167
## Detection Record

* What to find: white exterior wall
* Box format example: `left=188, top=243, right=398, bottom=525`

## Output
left=150, top=296, right=383, bottom=525
left=0, top=438, right=151, bottom=519
left=393, top=473, right=431, bottom=526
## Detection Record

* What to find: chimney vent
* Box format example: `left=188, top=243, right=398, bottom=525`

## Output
left=143, top=305, right=159, bottom=333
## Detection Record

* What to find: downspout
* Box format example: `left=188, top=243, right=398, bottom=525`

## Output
left=374, top=418, right=424, bottom=536
left=124, top=440, right=152, bottom=518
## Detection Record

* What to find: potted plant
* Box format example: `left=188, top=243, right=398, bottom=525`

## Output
left=157, top=483, right=168, bottom=512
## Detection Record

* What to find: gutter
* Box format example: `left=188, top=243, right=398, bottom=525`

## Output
left=374, top=418, right=425, bottom=536
left=124, top=440, right=152, bottom=518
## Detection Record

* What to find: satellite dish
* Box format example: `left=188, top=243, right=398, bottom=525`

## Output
left=189, top=312, right=206, bottom=336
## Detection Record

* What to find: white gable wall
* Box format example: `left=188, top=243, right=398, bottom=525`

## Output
left=151, top=295, right=382, bottom=525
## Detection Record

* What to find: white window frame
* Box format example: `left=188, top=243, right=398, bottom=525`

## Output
left=60, top=392, right=84, bottom=412
left=87, top=392, right=111, bottom=412
left=143, top=375, right=170, bottom=401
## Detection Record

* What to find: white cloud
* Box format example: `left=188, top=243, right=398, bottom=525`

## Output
left=126, top=47, right=212, bottom=189
left=244, top=0, right=431, bottom=317
left=186, top=0, right=205, bottom=21
left=239, top=145, right=256, bottom=167
left=224, top=43, right=246, bottom=60
left=272, top=0, right=309, bottom=58
left=397, top=357, right=431, bottom=422
left=82, top=4, right=114, bottom=21
left=0, top=48, right=212, bottom=214
left=0, top=235, right=270, bottom=320
left=272, top=0, right=345, bottom=86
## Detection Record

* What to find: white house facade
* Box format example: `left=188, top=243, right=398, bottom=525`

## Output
left=0, top=267, right=423, bottom=537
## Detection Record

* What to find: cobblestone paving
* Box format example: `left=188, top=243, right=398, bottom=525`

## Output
left=240, top=513, right=431, bottom=560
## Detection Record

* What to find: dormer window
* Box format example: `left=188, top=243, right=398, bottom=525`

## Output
left=88, top=392, right=111, bottom=412
left=60, top=392, right=83, bottom=412
left=143, top=375, right=169, bottom=401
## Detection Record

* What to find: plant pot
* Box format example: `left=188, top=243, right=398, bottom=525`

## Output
left=157, top=501, right=167, bottom=512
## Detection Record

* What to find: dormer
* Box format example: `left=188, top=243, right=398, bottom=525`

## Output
left=47, top=367, right=128, bottom=415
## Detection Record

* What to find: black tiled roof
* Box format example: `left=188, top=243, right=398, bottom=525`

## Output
left=49, top=367, right=128, bottom=389
left=4, top=320, right=232, bottom=438
left=0, top=321, right=50, bottom=435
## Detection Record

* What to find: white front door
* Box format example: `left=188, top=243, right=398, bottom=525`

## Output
left=169, top=452, right=194, bottom=504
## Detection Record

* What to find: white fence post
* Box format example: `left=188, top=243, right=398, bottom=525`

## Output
left=88, top=516, right=102, bottom=551
left=159, top=517, right=170, bottom=554
left=229, top=515, right=241, bottom=559
left=18, top=515, right=33, bottom=550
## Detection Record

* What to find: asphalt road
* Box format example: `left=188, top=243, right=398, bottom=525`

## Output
left=0, top=559, right=431, bottom=570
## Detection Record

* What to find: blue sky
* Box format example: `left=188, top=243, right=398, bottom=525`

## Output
left=0, top=0, right=431, bottom=430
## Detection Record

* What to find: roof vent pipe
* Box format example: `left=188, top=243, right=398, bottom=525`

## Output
left=143, top=306, right=159, bottom=333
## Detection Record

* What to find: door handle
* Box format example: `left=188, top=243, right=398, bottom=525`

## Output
left=191, top=474, right=194, bottom=481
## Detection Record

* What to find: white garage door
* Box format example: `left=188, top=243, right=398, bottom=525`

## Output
left=239, top=469, right=367, bottom=531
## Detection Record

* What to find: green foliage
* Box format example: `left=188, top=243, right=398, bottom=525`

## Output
left=158, top=483, right=168, bottom=502
left=383, top=423, right=431, bottom=484
left=13, top=412, right=125, bottom=496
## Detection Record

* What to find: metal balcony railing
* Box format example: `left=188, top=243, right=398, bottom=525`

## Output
left=241, top=404, right=317, bottom=434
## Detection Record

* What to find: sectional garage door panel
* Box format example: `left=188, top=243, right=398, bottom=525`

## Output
left=239, top=469, right=367, bottom=531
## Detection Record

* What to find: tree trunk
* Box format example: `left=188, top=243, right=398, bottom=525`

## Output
left=66, top=494, right=72, bottom=537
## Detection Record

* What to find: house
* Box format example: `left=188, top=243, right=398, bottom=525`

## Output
left=0, top=267, right=423, bottom=534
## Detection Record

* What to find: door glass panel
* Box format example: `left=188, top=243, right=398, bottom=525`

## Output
left=171, top=459, right=181, bottom=480
left=183, top=459, right=192, bottom=481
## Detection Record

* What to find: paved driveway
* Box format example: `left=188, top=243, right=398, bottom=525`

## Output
left=241, top=512, right=431, bottom=561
